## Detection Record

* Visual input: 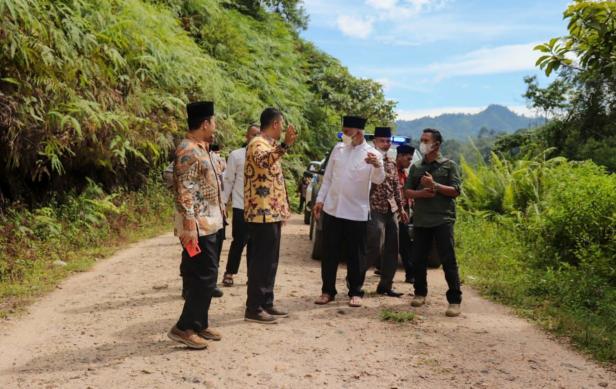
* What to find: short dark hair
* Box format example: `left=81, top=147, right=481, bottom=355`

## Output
left=247, top=123, right=260, bottom=133
left=188, top=116, right=212, bottom=131
left=422, top=128, right=443, bottom=144
left=260, top=108, right=283, bottom=130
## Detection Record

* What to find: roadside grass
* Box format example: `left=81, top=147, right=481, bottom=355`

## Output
left=456, top=214, right=616, bottom=364
left=0, top=179, right=173, bottom=318
left=380, top=309, right=415, bottom=323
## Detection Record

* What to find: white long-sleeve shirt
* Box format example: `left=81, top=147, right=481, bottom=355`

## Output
left=222, top=147, right=246, bottom=209
left=316, top=141, right=386, bottom=221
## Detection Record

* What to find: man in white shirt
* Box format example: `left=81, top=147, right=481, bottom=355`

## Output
left=220, top=124, right=260, bottom=286
left=313, top=116, right=386, bottom=307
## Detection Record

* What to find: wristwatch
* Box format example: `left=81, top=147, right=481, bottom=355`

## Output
left=433, top=183, right=439, bottom=192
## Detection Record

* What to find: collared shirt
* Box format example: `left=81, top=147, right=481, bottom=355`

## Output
left=222, top=147, right=246, bottom=209
left=397, top=167, right=409, bottom=207
left=173, top=138, right=224, bottom=237
left=316, top=141, right=386, bottom=222
left=404, top=154, right=462, bottom=228
left=243, top=135, right=290, bottom=223
left=370, top=156, right=403, bottom=214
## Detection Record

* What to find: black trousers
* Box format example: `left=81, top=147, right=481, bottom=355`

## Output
left=225, top=208, right=249, bottom=275
left=412, top=223, right=462, bottom=304
left=321, top=212, right=367, bottom=297
left=245, top=222, right=281, bottom=313
left=177, top=233, right=219, bottom=332
left=399, top=221, right=414, bottom=280
left=216, top=225, right=226, bottom=262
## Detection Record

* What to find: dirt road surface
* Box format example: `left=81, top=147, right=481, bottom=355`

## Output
left=0, top=215, right=613, bottom=388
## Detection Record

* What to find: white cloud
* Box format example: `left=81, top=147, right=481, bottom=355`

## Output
left=366, top=0, right=398, bottom=10
left=396, top=105, right=540, bottom=120
left=336, top=15, right=374, bottom=39
left=360, top=42, right=541, bottom=81
left=427, top=43, right=541, bottom=80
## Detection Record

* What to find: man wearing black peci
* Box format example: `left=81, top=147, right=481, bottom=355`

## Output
left=168, top=101, right=224, bottom=349
left=313, top=115, right=386, bottom=308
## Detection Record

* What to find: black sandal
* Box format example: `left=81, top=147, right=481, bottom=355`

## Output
left=222, top=273, right=233, bottom=287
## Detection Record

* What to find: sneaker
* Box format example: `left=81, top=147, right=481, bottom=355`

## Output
left=198, top=327, right=222, bottom=341
left=244, top=310, right=278, bottom=324
left=411, top=295, right=426, bottom=307
left=212, top=287, right=224, bottom=298
left=446, top=304, right=461, bottom=317
left=263, top=306, right=289, bottom=318
left=167, top=326, right=208, bottom=349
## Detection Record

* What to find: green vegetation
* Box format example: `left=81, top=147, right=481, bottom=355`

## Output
left=457, top=152, right=616, bottom=362
left=495, top=0, right=616, bottom=171
left=380, top=309, right=415, bottom=323
left=0, top=0, right=395, bottom=204
left=455, top=0, right=615, bottom=363
left=0, top=0, right=393, bottom=308
left=0, top=177, right=173, bottom=317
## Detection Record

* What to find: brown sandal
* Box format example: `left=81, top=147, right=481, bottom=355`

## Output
left=314, top=294, right=334, bottom=305
left=222, top=273, right=233, bottom=287
left=348, top=296, right=362, bottom=307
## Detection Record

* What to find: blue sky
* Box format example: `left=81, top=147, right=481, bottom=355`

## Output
left=300, top=0, right=571, bottom=119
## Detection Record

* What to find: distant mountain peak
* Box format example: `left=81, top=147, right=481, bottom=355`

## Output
left=395, top=104, right=543, bottom=141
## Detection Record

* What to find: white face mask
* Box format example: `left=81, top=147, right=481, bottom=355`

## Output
left=419, top=142, right=433, bottom=155
left=342, top=134, right=353, bottom=146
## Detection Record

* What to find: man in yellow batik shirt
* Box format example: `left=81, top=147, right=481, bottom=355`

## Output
left=243, top=108, right=297, bottom=324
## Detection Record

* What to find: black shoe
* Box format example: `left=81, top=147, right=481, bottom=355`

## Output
left=212, top=287, right=223, bottom=298
left=263, top=306, right=289, bottom=318
left=377, top=289, right=403, bottom=297
left=244, top=310, right=278, bottom=324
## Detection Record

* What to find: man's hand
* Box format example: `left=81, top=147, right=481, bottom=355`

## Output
left=420, top=172, right=434, bottom=188
left=419, top=187, right=437, bottom=198
left=365, top=152, right=381, bottom=168
left=400, top=210, right=410, bottom=224
left=284, top=125, right=297, bottom=147
left=179, top=230, right=198, bottom=249
left=313, top=201, right=324, bottom=220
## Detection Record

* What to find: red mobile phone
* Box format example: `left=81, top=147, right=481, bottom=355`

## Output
left=185, top=241, right=201, bottom=257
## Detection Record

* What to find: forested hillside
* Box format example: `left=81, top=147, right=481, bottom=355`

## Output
left=0, top=0, right=395, bottom=204
left=0, top=0, right=394, bottom=313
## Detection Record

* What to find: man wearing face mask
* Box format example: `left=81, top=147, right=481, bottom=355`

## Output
left=313, top=116, right=386, bottom=308
left=395, top=144, right=416, bottom=284
left=404, top=128, right=463, bottom=317
left=366, top=127, right=409, bottom=297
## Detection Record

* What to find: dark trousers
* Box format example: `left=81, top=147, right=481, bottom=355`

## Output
left=177, top=233, right=219, bottom=331
left=245, top=222, right=281, bottom=313
left=413, top=223, right=462, bottom=304
left=225, top=208, right=249, bottom=275
left=216, top=226, right=226, bottom=261
left=399, top=221, right=414, bottom=280
left=366, top=210, right=399, bottom=291
left=321, top=212, right=367, bottom=297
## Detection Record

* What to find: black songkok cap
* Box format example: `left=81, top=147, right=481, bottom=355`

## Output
left=374, top=126, right=392, bottom=138
left=397, top=144, right=415, bottom=155
left=342, top=115, right=367, bottom=130
left=187, top=101, right=214, bottom=120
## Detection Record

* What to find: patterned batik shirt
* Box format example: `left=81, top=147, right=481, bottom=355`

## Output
left=369, top=156, right=403, bottom=215
left=243, top=135, right=290, bottom=223
left=173, top=138, right=224, bottom=237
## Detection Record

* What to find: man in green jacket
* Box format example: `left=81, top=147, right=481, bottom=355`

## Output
left=404, top=128, right=463, bottom=317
